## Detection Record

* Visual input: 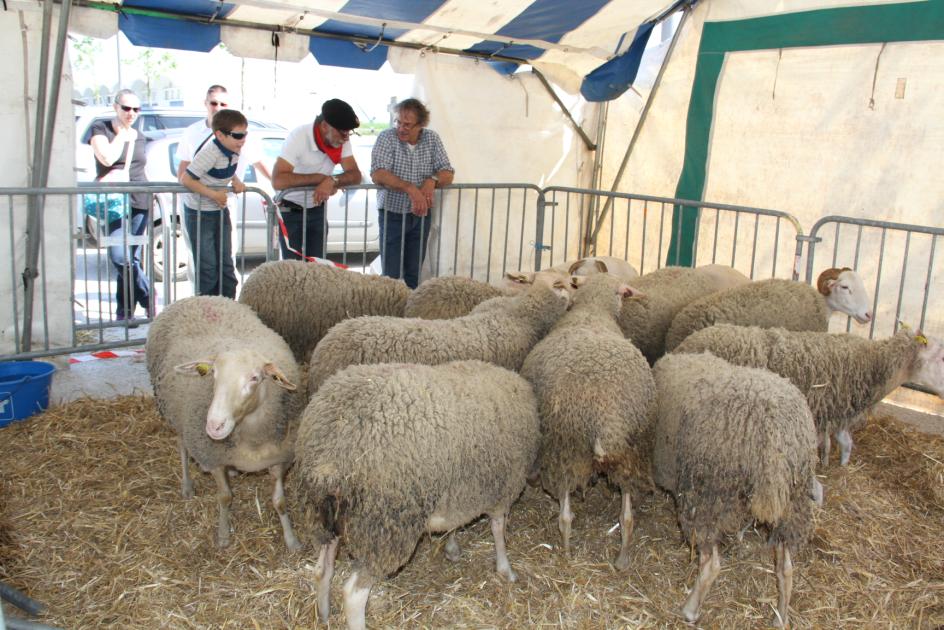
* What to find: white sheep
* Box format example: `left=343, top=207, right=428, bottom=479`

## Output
left=503, top=255, right=639, bottom=289
left=403, top=275, right=514, bottom=320
left=520, top=273, right=655, bottom=570
left=674, top=324, right=944, bottom=466
left=652, top=352, right=817, bottom=627
left=663, top=267, right=873, bottom=352
left=296, top=360, right=539, bottom=630
left=307, top=281, right=570, bottom=393
left=617, top=264, right=751, bottom=363
left=238, top=260, right=411, bottom=362
left=145, top=296, right=305, bottom=550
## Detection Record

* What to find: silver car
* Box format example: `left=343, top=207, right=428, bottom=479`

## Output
left=85, top=128, right=380, bottom=281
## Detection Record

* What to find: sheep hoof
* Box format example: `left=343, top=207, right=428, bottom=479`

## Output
left=613, top=552, right=631, bottom=572
left=444, top=538, right=462, bottom=562
left=286, top=536, right=303, bottom=553
left=681, top=605, right=699, bottom=624
left=498, top=567, right=517, bottom=583
left=181, top=486, right=194, bottom=500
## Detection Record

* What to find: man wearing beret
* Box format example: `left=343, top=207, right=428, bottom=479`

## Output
left=272, top=98, right=362, bottom=260
left=371, top=98, right=454, bottom=289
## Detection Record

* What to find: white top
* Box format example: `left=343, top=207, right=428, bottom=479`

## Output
left=174, top=119, right=261, bottom=180
left=183, top=138, right=241, bottom=211
left=278, top=121, right=353, bottom=206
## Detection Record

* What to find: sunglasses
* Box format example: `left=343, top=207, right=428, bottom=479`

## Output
left=222, top=130, right=248, bottom=140
left=208, top=100, right=229, bottom=107
left=119, top=104, right=141, bottom=113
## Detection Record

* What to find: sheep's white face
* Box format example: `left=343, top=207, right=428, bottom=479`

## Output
left=174, top=350, right=297, bottom=441
left=912, top=336, right=944, bottom=398
left=825, top=270, right=872, bottom=324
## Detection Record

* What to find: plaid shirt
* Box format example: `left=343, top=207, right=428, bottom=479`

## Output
left=370, top=127, right=454, bottom=215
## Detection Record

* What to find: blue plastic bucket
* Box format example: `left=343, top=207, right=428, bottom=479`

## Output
left=0, top=361, right=56, bottom=427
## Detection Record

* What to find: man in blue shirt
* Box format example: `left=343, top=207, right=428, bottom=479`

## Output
left=370, top=98, right=454, bottom=289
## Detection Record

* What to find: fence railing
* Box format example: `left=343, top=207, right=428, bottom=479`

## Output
left=1, top=183, right=941, bottom=361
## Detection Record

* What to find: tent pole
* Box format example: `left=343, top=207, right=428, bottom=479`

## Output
left=22, top=0, right=72, bottom=352
left=588, top=5, right=691, bottom=248
left=21, top=0, right=53, bottom=352
left=582, top=100, right=609, bottom=257
left=530, top=68, right=596, bottom=152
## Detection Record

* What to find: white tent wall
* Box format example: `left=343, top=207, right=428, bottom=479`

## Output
left=593, top=1, right=942, bottom=335
left=393, top=50, right=597, bottom=280
left=0, top=5, right=76, bottom=356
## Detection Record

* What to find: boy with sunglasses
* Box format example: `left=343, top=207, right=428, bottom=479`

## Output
left=179, top=109, right=249, bottom=299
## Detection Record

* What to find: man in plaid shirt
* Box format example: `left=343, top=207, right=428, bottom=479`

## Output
left=370, top=98, right=454, bottom=289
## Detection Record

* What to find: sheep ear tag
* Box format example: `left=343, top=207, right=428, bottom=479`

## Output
left=174, top=360, right=214, bottom=376
left=264, top=363, right=297, bottom=391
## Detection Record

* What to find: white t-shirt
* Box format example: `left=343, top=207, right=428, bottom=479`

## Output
left=175, top=119, right=262, bottom=181
left=278, top=121, right=353, bottom=207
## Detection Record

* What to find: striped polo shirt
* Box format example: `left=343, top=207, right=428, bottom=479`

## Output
left=184, top=137, right=240, bottom=211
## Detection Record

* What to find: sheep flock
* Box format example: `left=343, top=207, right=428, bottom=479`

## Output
left=3, top=257, right=942, bottom=629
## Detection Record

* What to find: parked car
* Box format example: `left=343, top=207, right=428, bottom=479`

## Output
left=83, top=128, right=380, bottom=281
left=74, top=107, right=285, bottom=182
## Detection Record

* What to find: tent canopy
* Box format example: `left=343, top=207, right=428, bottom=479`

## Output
left=68, top=0, right=682, bottom=100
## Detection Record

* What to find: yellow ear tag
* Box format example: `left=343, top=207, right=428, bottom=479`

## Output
left=915, top=334, right=928, bottom=346
left=196, top=363, right=212, bottom=376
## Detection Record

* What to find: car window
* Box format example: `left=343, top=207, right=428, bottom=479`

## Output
left=169, top=142, right=181, bottom=176
left=157, top=115, right=204, bottom=130
left=261, top=137, right=284, bottom=162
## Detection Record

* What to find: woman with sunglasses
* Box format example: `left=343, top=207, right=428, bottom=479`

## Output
left=89, top=88, right=152, bottom=323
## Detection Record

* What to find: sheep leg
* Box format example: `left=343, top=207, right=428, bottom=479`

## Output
left=681, top=545, right=721, bottom=623
left=313, top=538, right=338, bottom=624
left=490, top=513, right=517, bottom=582
left=836, top=429, right=854, bottom=466
left=269, top=462, right=302, bottom=552
left=811, top=477, right=824, bottom=507
left=819, top=431, right=831, bottom=466
left=177, top=437, right=193, bottom=499
left=613, top=490, right=633, bottom=571
left=774, top=542, right=794, bottom=628
left=444, top=531, right=462, bottom=562
left=342, top=570, right=374, bottom=630
left=558, top=490, right=574, bottom=558
left=210, top=466, right=233, bottom=548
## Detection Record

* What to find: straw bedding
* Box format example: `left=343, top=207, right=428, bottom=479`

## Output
left=0, top=396, right=941, bottom=628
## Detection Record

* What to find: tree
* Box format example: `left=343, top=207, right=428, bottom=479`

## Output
left=123, top=48, right=177, bottom=105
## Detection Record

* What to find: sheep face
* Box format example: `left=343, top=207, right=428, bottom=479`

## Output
left=818, top=268, right=872, bottom=323
left=174, top=349, right=297, bottom=440
left=910, top=335, right=944, bottom=397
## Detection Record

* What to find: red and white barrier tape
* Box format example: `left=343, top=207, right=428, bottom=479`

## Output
left=273, top=204, right=347, bottom=269
left=68, top=349, right=146, bottom=364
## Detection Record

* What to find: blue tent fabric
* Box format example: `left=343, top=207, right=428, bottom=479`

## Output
left=581, top=22, right=655, bottom=101
left=120, top=13, right=222, bottom=52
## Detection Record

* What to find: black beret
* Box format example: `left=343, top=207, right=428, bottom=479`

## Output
left=321, top=98, right=360, bottom=131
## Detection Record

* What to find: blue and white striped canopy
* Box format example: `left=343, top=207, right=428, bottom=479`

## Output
left=72, top=0, right=684, bottom=101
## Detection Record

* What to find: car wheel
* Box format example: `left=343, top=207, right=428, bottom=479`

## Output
left=151, top=218, right=190, bottom=282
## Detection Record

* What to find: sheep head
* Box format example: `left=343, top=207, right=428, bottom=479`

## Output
left=817, top=267, right=872, bottom=324
left=174, top=349, right=297, bottom=440
left=910, top=333, right=944, bottom=398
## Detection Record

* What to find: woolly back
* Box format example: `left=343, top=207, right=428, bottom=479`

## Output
left=405, top=276, right=508, bottom=319
left=664, top=279, right=830, bottom=351
left=297, top=361, right=540, bottom=505
left=658, top=353, right=816, bottom=525
left=238, top=260, right=410, bottom=360
left=551, top=273, right=625, bottom=334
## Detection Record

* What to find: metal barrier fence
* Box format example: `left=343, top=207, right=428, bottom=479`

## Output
left=805, top=215, right=944, bottom=340
left=541, top=188, right=804, bottom=280
left=2, top=184, right=941, bottom=362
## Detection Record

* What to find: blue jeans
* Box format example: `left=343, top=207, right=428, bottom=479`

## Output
left=278, top=204, right=326, bottom=260
left=107, top=208, right=151, bottom=318
left=184, top=206, right=237, bottom=298
left=378, top=209, right=431, bottom=290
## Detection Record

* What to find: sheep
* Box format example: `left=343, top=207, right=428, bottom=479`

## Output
left=237, top=260, right=411, bottom=362
left=295, top=360, right=539, bottom=630
left=674, top=324, right=944, bottom=466
left=307, top=281, right=570, bottom=393
left=403, top=275, right=514, bottom=320
left=519, top=273, right=655, bottom=570
left=617, top=264, right=751, bottom=363
left=651, top=352, right=817, bottom=626
left=145, top=296, right=305, bottom=550
left=663, top=267, right=873, bottom=352
left=503, top=255, right=639, bottom=289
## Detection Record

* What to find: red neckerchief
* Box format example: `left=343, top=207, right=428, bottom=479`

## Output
left=313, top=122, right=342, bottom=164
